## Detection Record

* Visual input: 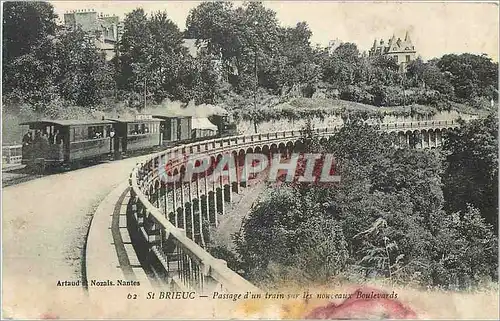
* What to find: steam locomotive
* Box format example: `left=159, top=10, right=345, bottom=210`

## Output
left=20, top=114, right=237, bottom=171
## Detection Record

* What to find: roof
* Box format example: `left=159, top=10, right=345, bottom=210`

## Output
left=192, top=117, right=217, bottom=131
left=19, top=119, right=115, bottom=126
left=182, top=39, right=200, bottom=58
left=106, top=117, right=160, bottom=123
left=152, top=115, right=192, bottom=120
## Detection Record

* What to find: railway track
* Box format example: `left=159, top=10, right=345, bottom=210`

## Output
left=1, top=143, right=173, bottom=188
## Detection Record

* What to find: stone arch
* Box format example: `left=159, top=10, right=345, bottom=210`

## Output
left=397, top=131, right=406, bottom=146
left=208, top=156, right=217, bottom=175
left=435, top=128, right=443, bottom=147
left=270, top=144, right=278, bottom=157
left=238, top=149, right=246, bottom=165
left=428, top=129, right=436, bottom=148
left=413, top=129, right=421, bottom=148
left=404, top=130, right=412, bottom=146
left=404, top=130, right=414, bottom=148
left=212, top=153, right=223, bottom=174
left=179, top=165, right=186, bottom=182
left=421, top=129, right=429, bottom=148
left=278, top=142, right=287, bottom=156
left=294, top=139, right=304, bottom=152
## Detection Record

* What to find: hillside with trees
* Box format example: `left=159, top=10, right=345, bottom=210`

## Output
left=2, top=1, right=498, bottom=127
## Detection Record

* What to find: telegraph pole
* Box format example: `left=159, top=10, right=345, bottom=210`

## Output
left=144, top=77, right=147, bottom=110
left=252, top=20, right=259, bottom=134
left=253, top=46, right=258, bottom=134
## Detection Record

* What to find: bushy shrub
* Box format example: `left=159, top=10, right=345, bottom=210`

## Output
left=340, top=85, right=374, bottom=105
left=234, top=186, right=349, bottom=285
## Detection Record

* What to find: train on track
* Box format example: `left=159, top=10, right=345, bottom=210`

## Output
left=20, top=114, right=237, bottom=171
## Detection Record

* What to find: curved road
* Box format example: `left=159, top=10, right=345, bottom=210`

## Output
left=2, top=156, right=145, bottom=318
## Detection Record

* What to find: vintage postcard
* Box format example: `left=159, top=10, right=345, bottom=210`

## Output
left=2, top=0, right=499, bottom=319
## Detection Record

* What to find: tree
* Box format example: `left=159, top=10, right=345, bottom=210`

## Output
left=175, top=54, right=220, bottom=104
left=2, top=2, right=59, bottom=107
left=185, top=1, right=281, bottom=91
left=117, top=8, right=151, bottom=98
left=436, top=53, right=498, bottom=101
left=117, top=9, right=187, bottom=106
left=234, top=185, right=348, bottom=285
left=431, top=205, right=497, bottom=288
left=53, top=29, right=113, bottom=107
left=268, top=22, right=319, bottom=96
left=442, top=114, right=499, bottom=228
left=147, top=11, right=187, bottom=103
left=322, top=43, right=360, bottom=88
left=2, top=1, right=57, bottom=63
left=407, top=58, right=454, bottom=97
left=185, top=1, right=236, bottom=57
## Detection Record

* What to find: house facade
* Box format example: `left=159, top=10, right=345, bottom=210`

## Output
left=63, top=9, right=123, bottom=61
left=369, top=31, right=417, bottom=71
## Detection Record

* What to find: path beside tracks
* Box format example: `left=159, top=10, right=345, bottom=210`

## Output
left=2, top=156, right=146, bottom=318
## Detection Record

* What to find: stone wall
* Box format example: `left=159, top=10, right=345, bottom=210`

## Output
left=235, top=111, right=478, bottom=135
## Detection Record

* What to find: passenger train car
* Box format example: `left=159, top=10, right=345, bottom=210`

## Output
left=20, top=114, right=236, bottom=170
left=107, top=115, right=162, bottom=153
left=20, top=119, right=115, bottom=168
left=153, top=115, right=192, bottom=145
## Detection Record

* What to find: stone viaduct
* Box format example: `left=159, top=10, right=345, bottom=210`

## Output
left=127, top=119, right=460, bottom=294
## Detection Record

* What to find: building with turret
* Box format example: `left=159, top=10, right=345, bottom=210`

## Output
left=369, top=31, right=417, bottom=71
left=328, top=38, right=343, bottom=55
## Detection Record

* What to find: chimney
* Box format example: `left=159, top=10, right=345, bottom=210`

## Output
left=404, top=30, right=412, bottom=43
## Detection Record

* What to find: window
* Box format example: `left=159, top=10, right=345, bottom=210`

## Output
left=87, top=125, right=105, bottom=139
left=73, top=127, right=85, bottom=141
left=406, top=55, right=411, bottom=62
left=128, top=123, right=141, bottom=135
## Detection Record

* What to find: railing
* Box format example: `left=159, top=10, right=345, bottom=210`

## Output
left=378, top=119, right=460, bottom=131
left=2, top=145, right=23, bottom=166
left=127, top=119, right=463, bottom=292
left=129, top=170, right=260, bottom=293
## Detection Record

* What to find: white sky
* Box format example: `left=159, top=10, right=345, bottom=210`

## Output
left=50, top=1, right=499, bottom=61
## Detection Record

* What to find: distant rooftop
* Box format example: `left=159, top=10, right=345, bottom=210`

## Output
left=182, top=39, right=208, bottom=58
